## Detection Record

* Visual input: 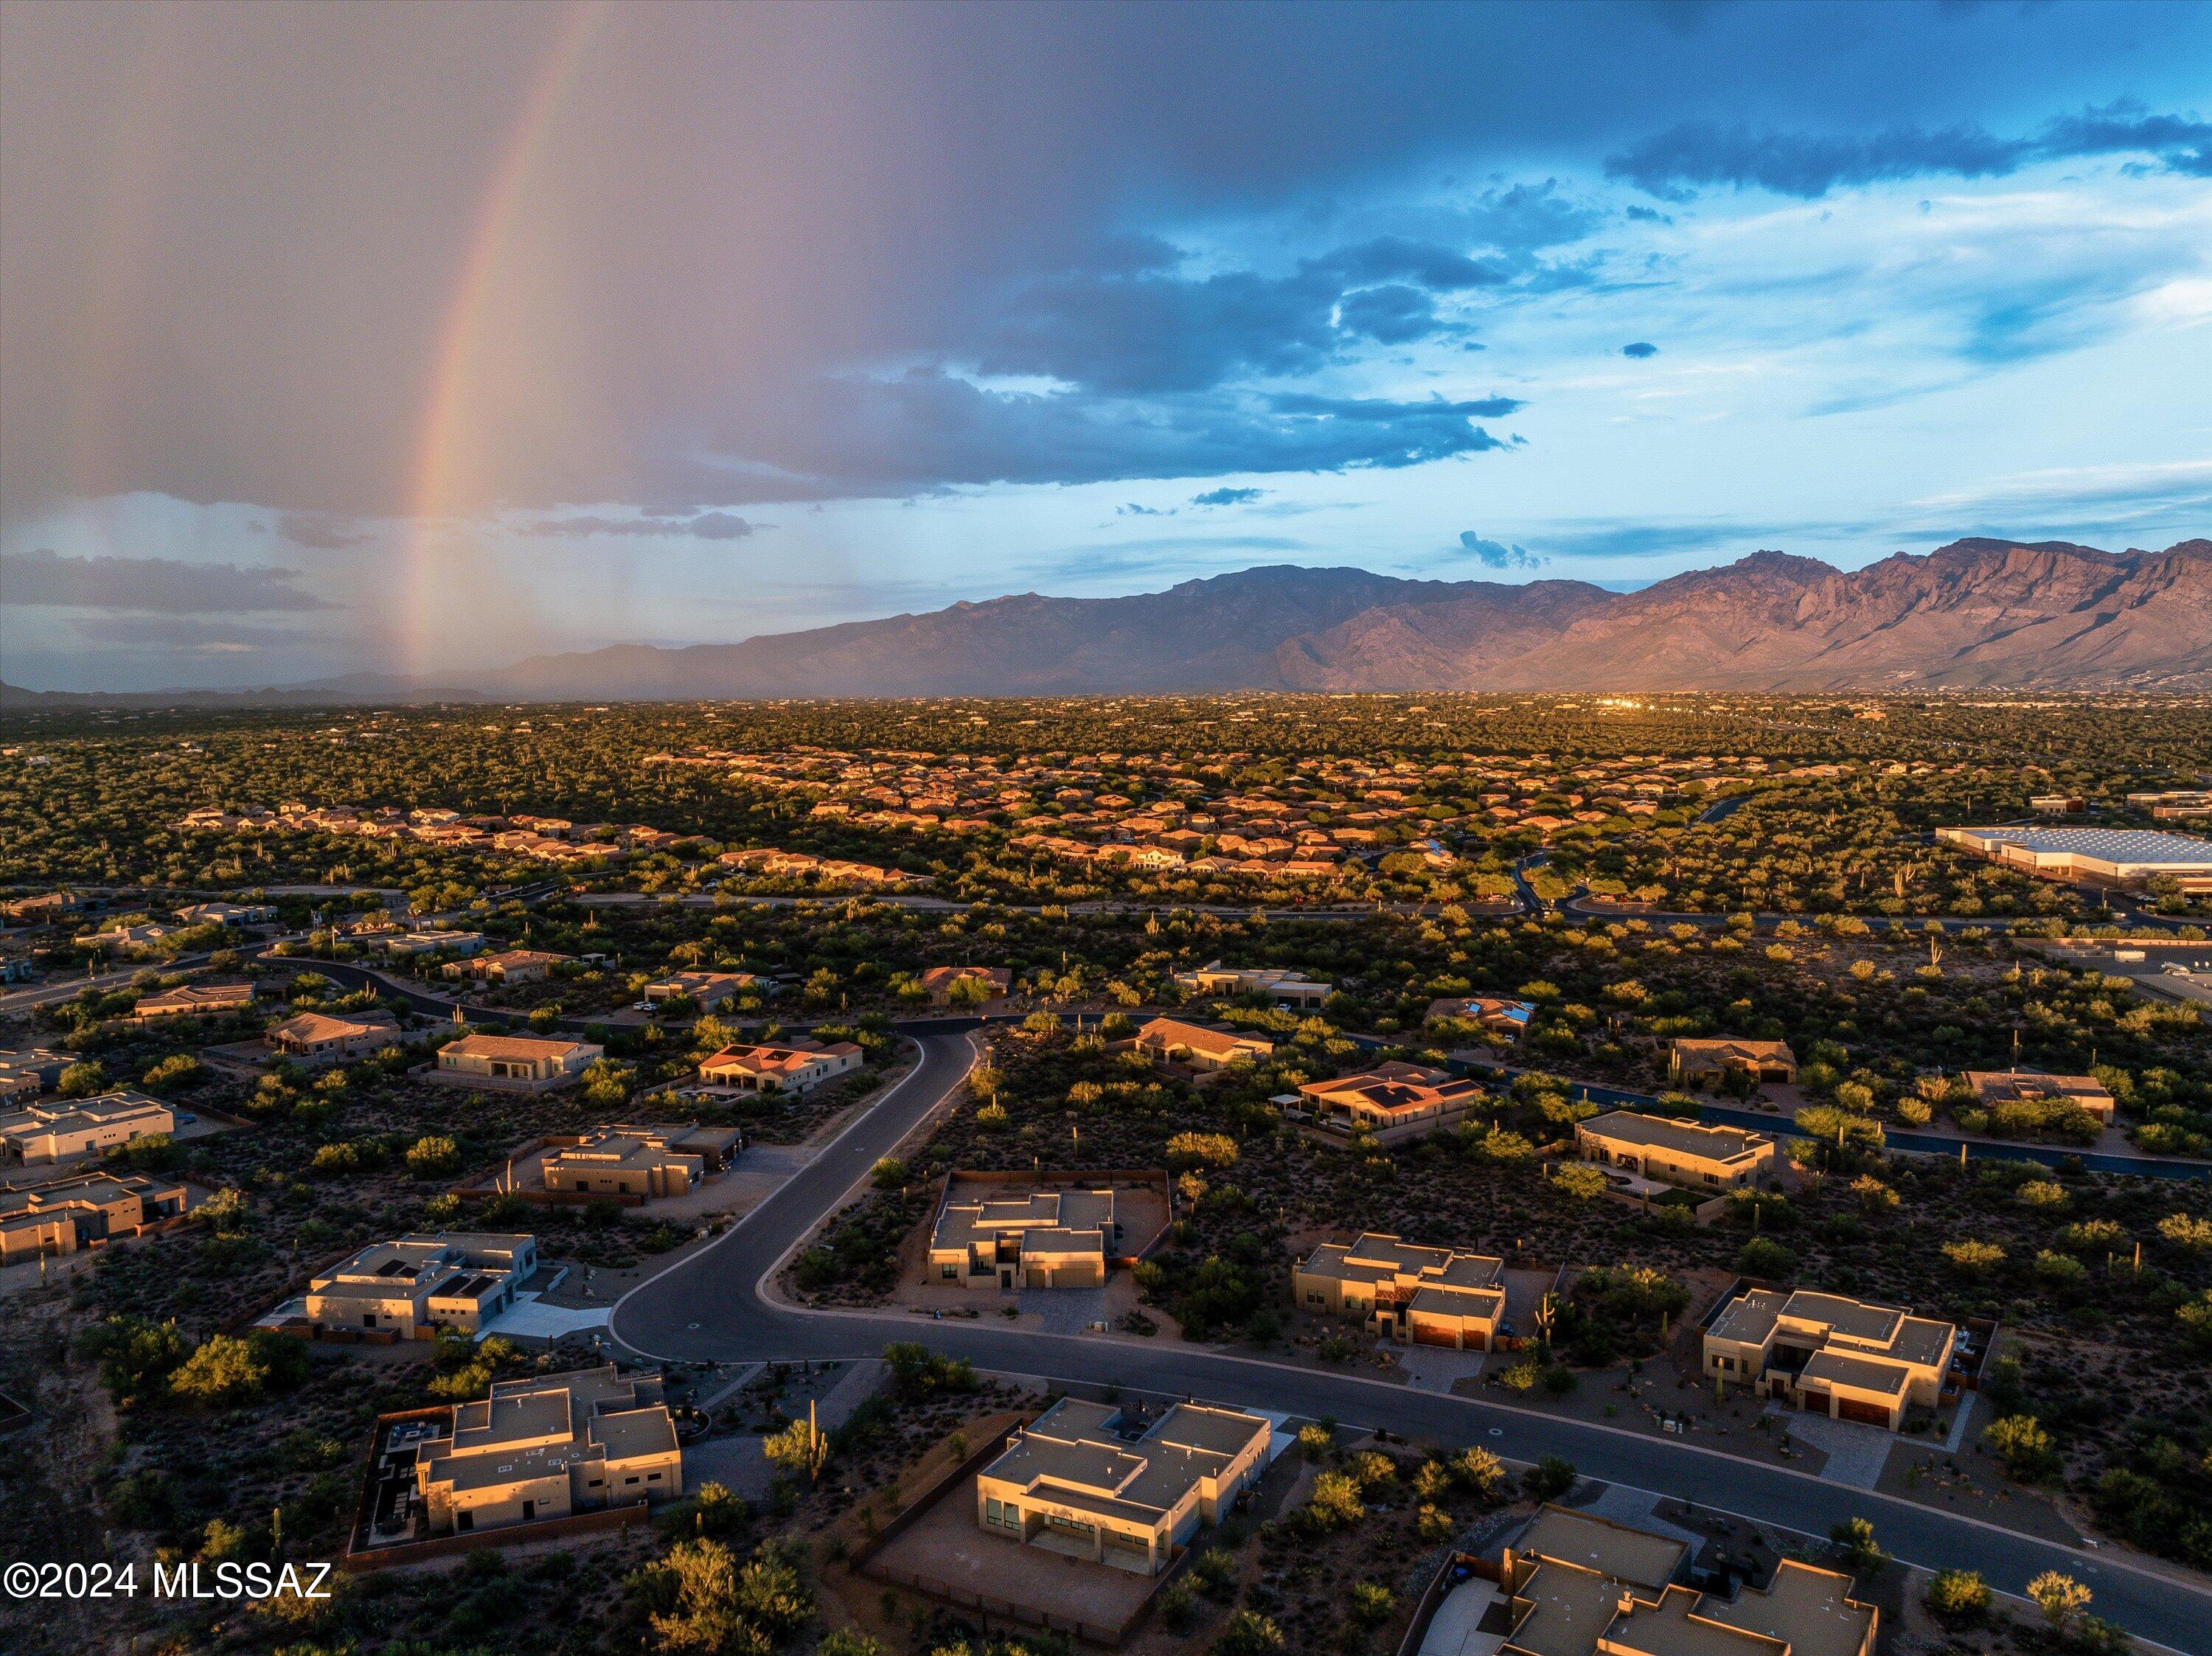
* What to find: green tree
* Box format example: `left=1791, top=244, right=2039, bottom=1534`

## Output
left=168, top=1334, right=273, bottom=1408
left=1925, top=1570, right=1991, bottom=1621
left=2027, top=1570, right=2091, bottom=1632
left=1983, top=1414, right=2059, bottom=1481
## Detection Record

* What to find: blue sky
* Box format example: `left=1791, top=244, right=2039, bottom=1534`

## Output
left=1, top=0, right=2208, bottom=689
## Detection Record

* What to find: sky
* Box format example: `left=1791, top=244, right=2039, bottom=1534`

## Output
left=1, top=0, right=2209, bottom=692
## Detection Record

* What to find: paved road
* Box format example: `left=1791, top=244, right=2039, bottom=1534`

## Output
left=608, top=1026, right=2212, bottom=1652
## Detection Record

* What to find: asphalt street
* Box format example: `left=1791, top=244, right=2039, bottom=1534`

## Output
left=609, top=1026, right=2212, bottom=1652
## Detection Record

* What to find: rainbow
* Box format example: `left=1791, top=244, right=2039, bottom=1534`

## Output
left=399, top=0, right=605, bottom=676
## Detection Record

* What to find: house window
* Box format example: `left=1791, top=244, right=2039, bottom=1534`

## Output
left=362, top=1315, right=377, bottom=1328
left=942, top=1263, right=959, bottom=1280
left=647, top=1472, right=662, bottom=1481
left=626, top=1475, right=640, bottom=1486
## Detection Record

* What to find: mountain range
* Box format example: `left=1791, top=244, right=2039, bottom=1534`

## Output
left=5, top=537, right=2208, bottom=706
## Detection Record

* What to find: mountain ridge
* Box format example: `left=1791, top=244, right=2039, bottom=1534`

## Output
left=5, top=537, right=2206, bottom=706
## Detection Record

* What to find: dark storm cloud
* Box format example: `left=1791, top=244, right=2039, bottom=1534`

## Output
left=0, top=549, right=334, bottom=612
left=275, top=512, right=374, bottom=549
left=1191, top=487, right=1265, bottom=507
left=1607, top=100, right=2212, bottom=198
left=1621, top=341, right=1659, bottom=358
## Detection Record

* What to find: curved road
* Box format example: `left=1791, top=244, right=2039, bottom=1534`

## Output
left=610, top=1026, right=2212, bottom=1652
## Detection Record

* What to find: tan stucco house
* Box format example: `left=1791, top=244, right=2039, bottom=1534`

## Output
left=540, top=1122, right=742, bottom=1200
left=697, top=1037, right=862, bottom=1093
left=303, top=1233, right=537, bottom=1338
left=1295, top=1062, right=1485, bottom=1144
left=1669, top=1038, right=1798, bottom=1087
left=930, top=1186, right=1119, bottom=1289
left=1576, top=1111, right=1775, bottom=1190
left=1703, top=1287, right=1957, bottom=1429
left=434, top=1033, right=601, bottom=1092
left=0, top=1092, right=174, bottom=1164
left=1133, top=1016, right=1273, bottom=1071
left=975, top=1397, right=1271, bottom=1575
left=1172, top=961, right=1331, bottom=1007
left=1293, top=1232, right=1506, bottom=1349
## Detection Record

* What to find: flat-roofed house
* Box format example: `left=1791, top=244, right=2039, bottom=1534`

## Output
left=1961, top=1070, right=2116, bottom=1124
left=1669, top=1039, right=1798, bottom=1087
left=1425, top=995, right=1536, bottom=1040
left=444, top=949, right=568, bottom=986
left=540, top=1123, right=742, bottom=1200
left=919, top=965, right=1012, bottom=1006
left=930, top=1186, right=1119, bottom=1290
left=1172, top=961, right=1332, bottom=1008
left=0, top=1092, right=174, bottom=1164
left=128, top=982, right=259, bottom=1023
left=383, top=930, right=486, bottom=959
left=0, top=1169, right=189, bottom=1264
left=303, top=1233, right=536, bottom=1339
left=1133, top=1017, right=1273, bottom=1072
left=0, top=1050, right=73, bottom=1101
left=178, top=901, right=276, bottom=926
left=1576, top=1111, right=1775, bottom=1190
left=1703, top=1287, right=1957, bottom=1429
left=1293, top=1231, right=1506, bottom=1348
left=975, top=1396, right=1271, bottom=1574
left=1295, top=1062, right=1485, bottom=1144
left=413, top=1364, right=682, bottom=1535
left=268, top=1009, right=401, bottom=1062
left=1492, top=1505, right=1876, bottom=1656
left=643, top=970, right=763, bottom=1011
left=697, top=1037, right=861, bottom=1093
left=434, top=1034, right=602, bottom=1092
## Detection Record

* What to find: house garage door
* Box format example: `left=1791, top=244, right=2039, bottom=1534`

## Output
left=1413, top=1321, right=1458, bottom=1348
left=1837, top=1397, right=1893, bottom=1427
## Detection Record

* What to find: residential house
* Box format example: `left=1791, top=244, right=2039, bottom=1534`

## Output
left=539, top=1122, right=743, bottom=1200
left=930, top=1186, right=1119, bottom=1290
left=444, top=949, right=568, bottom=986
left=1576, top=1112, right=1775, bottom=1190
left=1961, top=1069, right=2116, bottom=1125
left=1425, top=995, right=1536, bottom=1040
left=383, top=930, right=486, bottom=959
left=642, top=970, right=763, bottom=1011
left=1293, top=1232, right=1506, bottom=1349
left=434, top=1034, right=602, bottom=1092
left=413, top=1364, right=683, bottom=1535
left=178, top=901, right=276, bottom=926
left=0, top=1050, right=69, bottom=1102
left=128, top=982, right=259, bottom=1023
left=268, top=1009, right=401, bottom=1062
left=0, top=1092, right=174, bottom=1165
left=697, top=1037, right=862, bottom=1093
left=0, top=1169, right=189, bottom=1264
left=1172, top=961, right=1332, bottom=1008
left=975, top=1397, right=1271, bottom=1575
left=919, top=965, right=1012, bottom=1006
left=1490, top=1506, right=1876, bottom=1656
left=1703, top=1287, right=1958, bottom=1430
left=302, top=1233, right=537, bottom=1338
left=1295, top=1062, right=1485, bottom=1145
left=1669, top=1039, right=1798, bottom=1087
left=1133, top=1017, right=1273, bottom=1072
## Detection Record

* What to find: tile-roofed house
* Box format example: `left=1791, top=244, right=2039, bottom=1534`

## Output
left=1295, top=1061, right=1485, bottom=1145
left=1576, top=1112, right=1775, bottom=1191
left=697, top=1037, right=862, bottom=1094
left=268, top=1009, right=400, bottom=1062
left=1133, top=1017, right=1273, bottom=1072
left=930, top=1186, right=1120, bottom=1290
left=1293, top=1231, right=1506, bottom=1349
left=1703, top=1286, right=1957, bottom=1430
left=918, top=965, right=1012, bottom=1006
left=1669, top=1039, right=1798, bottom=1087
left=434, top=1033, right=602, bottom=1092
left=975, top=1396, right=1271, bottom=1574
left=128, top=981, right=259, bottom=1023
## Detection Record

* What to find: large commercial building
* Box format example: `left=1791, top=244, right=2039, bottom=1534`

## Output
left=1293, top=1232, right=1506, bottom=1349
left=1703, top=1287, right=1957, bottom=1430
left=975, top=1397, right=1271, bottom=1575
left=929, top=1186, right=1119, bottom=1290
left=413, top=1365, right=683, bottom=1535
left=1576, top=1111, right=1776, bottom=1190
left=302, top=1233, right=537, bottom=1339
left=1489, top=1506, right=1877, bottom=1656
left=0, top=1092, right=174, bottom=1165
left=1937, top=824, right=2212, bottom=894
